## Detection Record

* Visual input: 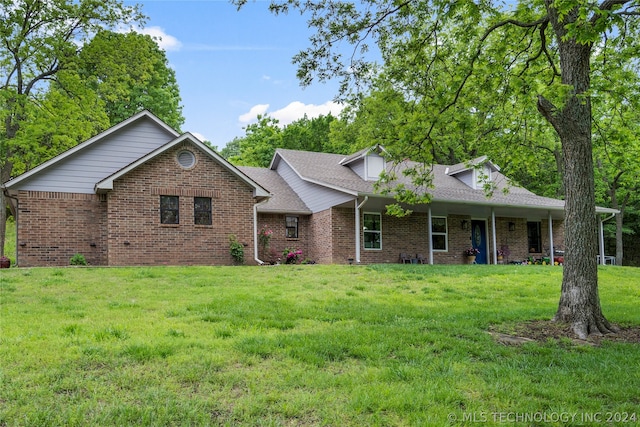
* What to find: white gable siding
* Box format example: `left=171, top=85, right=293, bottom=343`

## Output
left=277, top=161, right=353, bottom=213
left=350, top=159, right=366, bottom=180
left=346, top=154, right=385, bottom=181
left=365, top=154, right=385, bottom=181
left=14, top=119, right=175, bottom=194
left=456, top=170, right=475, bottom=188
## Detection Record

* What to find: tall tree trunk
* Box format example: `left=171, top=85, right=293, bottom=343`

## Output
left=538, top=2, right=615, bottom=339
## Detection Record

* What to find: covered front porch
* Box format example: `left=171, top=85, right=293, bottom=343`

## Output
left=346, top=196, right=616, bottom=266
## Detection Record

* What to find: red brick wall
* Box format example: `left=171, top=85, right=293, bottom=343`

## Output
left=106, top=143, right=257, bottom=266
left=16, top=191, right=107, bottom=267
left=330, top=207, right=355, bottom=264
left=255, top=213, right=309, bottom=263
left=312, top=209, right=566, bottom=265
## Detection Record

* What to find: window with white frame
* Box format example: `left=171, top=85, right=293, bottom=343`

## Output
left=431, top=217, right=448, bottom=251
left=363, top=213, right=382, bottom=249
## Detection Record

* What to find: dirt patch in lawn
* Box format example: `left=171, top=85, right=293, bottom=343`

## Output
left=489, top=320, right=640, bottom=346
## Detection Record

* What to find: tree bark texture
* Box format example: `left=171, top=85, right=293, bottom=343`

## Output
left=539, top=2, right=615, bottom=339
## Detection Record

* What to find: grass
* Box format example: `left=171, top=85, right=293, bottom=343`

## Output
left=1, top=264, right=639, bottom=426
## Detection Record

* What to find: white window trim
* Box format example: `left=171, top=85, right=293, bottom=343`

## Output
left=431, top=216, right=448, bottom=252
left=363, top=212, right=382, bottom=250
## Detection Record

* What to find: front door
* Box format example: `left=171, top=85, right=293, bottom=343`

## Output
left=471, top=220, right=487, bottom=264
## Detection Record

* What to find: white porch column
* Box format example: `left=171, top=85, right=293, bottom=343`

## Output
left=598, top=213, right=616, bottom=265
left=355, top=197, right=368, bottom=263
left=548, top=211, right=554, bottom=266
left=427, top=206, right=433, bottom=265
left=599, top=215, right=605, bottom=265
left=491, top=208, right=497, bottom=265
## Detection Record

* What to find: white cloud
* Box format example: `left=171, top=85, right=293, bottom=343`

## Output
left=190, top=132, right=207, bottom=143
left=238, top=104, right=270, bottom=124
left=126, top=26, right=182, bottom=51
left=238, top=101, right=344, bottom=127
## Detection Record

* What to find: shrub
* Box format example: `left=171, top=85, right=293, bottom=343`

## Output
left=69, top=253, right=87, bottom=266
left=282, top=247, right=302, bottom=264
left=229, top=235, right=244, bottom=265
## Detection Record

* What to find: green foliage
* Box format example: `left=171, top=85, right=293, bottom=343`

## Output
left=226, top=115, right=283, bottom=166
left=228, top=234, right=244, bottom=265
left=69, top=253, right=87, bottom=266
left=0, top=0, right=146, bottom=253
left=223, top=114, right=340, bottom=166
left=0, top=265, right=639, bottom=425
left=76, top=30, right=184, bottom=130
left=282, top=247, right=302, bottom=264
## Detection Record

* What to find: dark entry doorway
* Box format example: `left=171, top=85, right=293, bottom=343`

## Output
left=471, top=220, right=487, bottom=264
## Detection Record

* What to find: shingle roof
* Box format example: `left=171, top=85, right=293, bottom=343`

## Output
left=270, top=149, right=574, bottom=213
left=250, top=148, right=617, bottom=215
left=238, top=166, right=311, bottom=214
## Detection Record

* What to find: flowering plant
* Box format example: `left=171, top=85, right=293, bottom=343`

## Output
left=464, top=247, right=480, bottom=256
left=258, top=225, right=273, bottom=250
left=497, top=249, right=505, bottom=256
left=283, top=247, right=303, bottom=264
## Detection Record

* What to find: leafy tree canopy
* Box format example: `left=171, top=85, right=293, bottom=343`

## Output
left=76, top=30, right=184, bottom=130
left=222, top=113, right=338, bottom=167
left=235, top=0, right=640, bottom=338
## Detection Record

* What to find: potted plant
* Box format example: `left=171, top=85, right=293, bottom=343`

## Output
left=0, top=256, right=10, bottom=268
left=497, top=249, right=505, bottom=262
left=464, top=247, right=480, bottom=264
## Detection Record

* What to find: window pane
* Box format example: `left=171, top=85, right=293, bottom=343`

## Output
left=194, top=197, right=212, bottom=225
left=285, top=216, right=298, bottom=238
left=194, top=211, right=211, bottom=225
left=363, top=214, right=381, bottom=231
left=432, top=235, right=446, bottom=251
left=160, top=196, right=179, bottom=224
left=432, top=217, right=447, bottom=233
left=364, top=232, right=381, bottom=249
left=161, top=196, right=178, bottom=210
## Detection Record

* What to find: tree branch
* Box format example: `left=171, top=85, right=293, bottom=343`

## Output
left=537, top=95, right=560, bottom=131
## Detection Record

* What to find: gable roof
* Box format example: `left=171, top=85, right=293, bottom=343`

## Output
left=265, top=148, right=618, bottom=215
left=95, top=133, right=270, bottom=199
left=447, top=155, right=500, bottom=175
left=3, top=110, right=179, bottom=190
left=338, top=144, right=387, bottom=166
left=238, top=166, right=311, bottom=214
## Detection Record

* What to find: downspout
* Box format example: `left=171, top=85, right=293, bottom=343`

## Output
left=548, top=211, right=554, bottom=266
left=427, top=206, right=433, bottom=265
left=599, top=213, right=616, bottom=265
left=491, top=208, right=497, bottom=265
left=253, top=199, right=269, bottom=265
left=355, top=196, right=368, bottom=263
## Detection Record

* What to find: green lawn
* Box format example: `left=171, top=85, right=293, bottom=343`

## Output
left=1, top=264, right=639, bottom=426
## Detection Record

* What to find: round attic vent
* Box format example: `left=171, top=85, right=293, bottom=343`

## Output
left=177, top=150, right=195, bottom=169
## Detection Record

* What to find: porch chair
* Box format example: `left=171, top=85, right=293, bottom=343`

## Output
left=416, top=253, right=427, bottom=264
left=399, top=253, right=411, bottom=264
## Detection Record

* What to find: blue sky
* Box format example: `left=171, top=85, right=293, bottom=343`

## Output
left=123, top=0, right=346, bottom=148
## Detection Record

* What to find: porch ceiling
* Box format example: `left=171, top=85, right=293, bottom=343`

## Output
left=337, top=196, right=566, bottom=220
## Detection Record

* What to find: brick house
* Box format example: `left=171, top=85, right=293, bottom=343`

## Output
left=3, top=111, right=269, bottom=267
left=3, top=111, right=617, bottom=267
